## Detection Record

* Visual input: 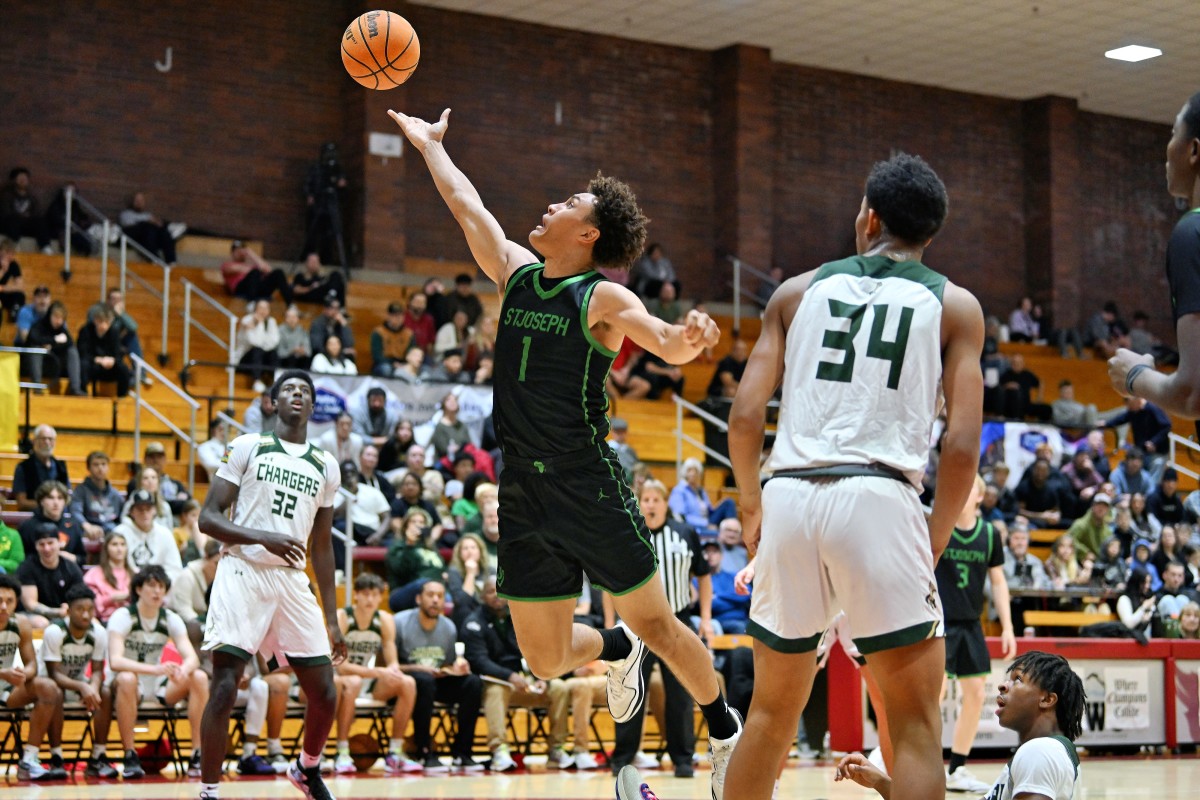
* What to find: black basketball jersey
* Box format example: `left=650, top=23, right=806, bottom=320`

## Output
left=494, top=263, right=615, bottom=459
left=935, top=518, right=1004, bottom=622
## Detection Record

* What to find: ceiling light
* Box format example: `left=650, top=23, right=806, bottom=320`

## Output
left=1105, top=45, right=1162, bottom=63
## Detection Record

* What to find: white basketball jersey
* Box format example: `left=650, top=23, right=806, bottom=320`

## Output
left=216, top=432, right=341, bottom=569
left=768, top=255, right=946, bottom=488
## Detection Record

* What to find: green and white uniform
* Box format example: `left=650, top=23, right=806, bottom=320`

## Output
left=344, top=607, right=383, bottom=695
left=39, top=618, right=107, bottom=703
left=107, top=605, right=187, bottom=703
left=983, top=735, right=1081, bottom=800
left=0, top=618, right=21, bottom=702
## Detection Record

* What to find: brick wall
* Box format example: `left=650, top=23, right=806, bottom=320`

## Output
left=0, top=1, right=1181, bottom=326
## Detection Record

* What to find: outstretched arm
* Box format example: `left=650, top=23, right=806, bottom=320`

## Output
left=589, top=282, right=719, bottom=364
left=1109, top=314, right=1200, bottom=419
left=388, top=108, right=537, bottom=291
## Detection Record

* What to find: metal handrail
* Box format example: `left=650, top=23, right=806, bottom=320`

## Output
left=215, top=410, right=249, bottom=436
left=182, top=280, right=238, bottom=401
left=131, top=354, right=200, bottom=495
left=1168, top=432, right=1200, bottom=481
left=671, top=393, right=779, bottom=474
left=725, top=255, right=777, bottom=335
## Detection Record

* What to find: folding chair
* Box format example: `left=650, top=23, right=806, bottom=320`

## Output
left=137, top=705, right=187, bottom=776
left=0, top=707, right=26, bottom=777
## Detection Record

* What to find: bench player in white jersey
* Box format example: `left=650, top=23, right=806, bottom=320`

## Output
left=332, top=572, right=419, bottom=774
left=197, top=370, right=345, bottom=800
left=39, top=583, right=118, bottom=778
left=0, top=573, right=66, bottom=781
left=108, top=564, right=209, bottom=779
left=722, top=154, right=985, bottom=800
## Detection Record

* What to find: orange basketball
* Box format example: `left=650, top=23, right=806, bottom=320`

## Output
left=341, top=10, right=420, bottom=90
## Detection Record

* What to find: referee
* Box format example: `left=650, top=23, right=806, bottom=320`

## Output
left=608, top=479, right=713, bottom=777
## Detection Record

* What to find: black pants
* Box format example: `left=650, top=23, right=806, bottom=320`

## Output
left=239, top=346, right=278, bottom=382
left=0, top=289, right=25, bottom=318
left=294, top=272, right=346, bottom=306
left=0, top=214, right=50, bottom=248
left=235, top=269, right=293, bottom=303
left=82, top=361, right=131, bottom=397
left=612, top=612, right=696, bottom=768
left=123, top=221, right=176, bottom=264
left=410, top=671, right=482, bottom=757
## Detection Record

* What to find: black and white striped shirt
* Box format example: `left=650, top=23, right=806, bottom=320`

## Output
left=647, top=518, right=709, bottom=614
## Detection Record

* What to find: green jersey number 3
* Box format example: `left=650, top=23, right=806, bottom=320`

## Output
left=816, top=300, right=914, bottom=390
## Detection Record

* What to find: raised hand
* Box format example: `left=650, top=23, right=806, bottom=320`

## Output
left=387, top=108, right=450, bottom=149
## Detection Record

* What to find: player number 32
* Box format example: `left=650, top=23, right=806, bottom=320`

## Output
left=816, top=299, right=914, bottom=390
left=271, top=489, right=298, bottom=520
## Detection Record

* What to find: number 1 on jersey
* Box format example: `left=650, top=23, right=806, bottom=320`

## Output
left=518, top=335, right=532, bottom=382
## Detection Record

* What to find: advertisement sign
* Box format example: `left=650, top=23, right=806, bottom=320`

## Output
left=1176, top=660, right=1200, bottom=745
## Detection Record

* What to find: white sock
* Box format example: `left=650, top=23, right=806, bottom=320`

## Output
left=267, top=738, right=283, bottom=755
left=92, top=744, right=107, bottom=758
left=50, top=746, right=63, bottom=758
left=389, top=740, right=404, bottom=756
left=200, top=781, right=220, bottom=799
left=242, top=741, right=257, bottom=758
left=300, top=751, right=321, bottom=769
left=337, top=739, right=349, bottom=755
left=23, top=745, right=38, bottom=762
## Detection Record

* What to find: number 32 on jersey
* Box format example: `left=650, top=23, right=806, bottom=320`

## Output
left=816, top=300, right=914, bottom=390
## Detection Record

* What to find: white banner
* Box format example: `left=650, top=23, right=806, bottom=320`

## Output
left=1104, top=665, right=1152, bottom=730
left=979, top=422, right=1065, bottom=490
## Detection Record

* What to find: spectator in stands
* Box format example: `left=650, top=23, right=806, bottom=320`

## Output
left=290, top=252, right=346, bottom=306
left=357, top=443, right=395, bottom=506
left=434, top=309, right=472, bottom=359
left=234, top=299, right=280, bottom=394
left=11, top=424, right=69, bottom=510
left=1045, top=533, right=1094, bottom=589
left=1067, top=491, right=1113, bottom=563
left=390, top=471, right=441, bottom=534
left=388, top=345, right=427, bottom=386
left=17, top=521, right=84, bottom=628
left=77, top=305, right=131, bottom=397
left=371, top=301, right=414, bottom=378
left=1003, top=521, right=1050, bottom=590
left=1128, top=310, right=1178, bottom=367
left=385, top=507, right=445, bottom=610
left=403, top=291, right=437, bottom=354
left=333, top=461, right=389, bottom=547
left=14, top=283, right=49, bottom=345
left=629, top=242, right=677, bottom=299
left=220, top=241, right=290, bottom=303
left=19, top=481, right=86, bottom=562
left=196, top=418, right=229, bottom=481
left=706, top=339, right=749, bottom=399
left=462, top=576, right=572, bottom=771
left=646, top=280, right=683, bottom=324
left=26, top=301, right=84, bottom=395
left=444, top=273, right=484, bottom=326
left=394, top=579, right=482, bottom=771
left=83, top=531, right=132, bottom=623
left=1050, top=381, right=1097, bottom=429
left=0, top=240, right=25, bottom=321
left=1127, top=492, right=1160, bottom=542
left=0, top=167, right=52, bottom=253
left=44, top=181, right=97, bottom=257
left=107, top=565, right=208, bottom=779
left=113, top=489, right=182, bottom=581
left=1171, top=601, right=1200, bottom=639
left=1013, top=459, right=1066, bottom=529
left=168, top=538, right=219, bottom=627
left=1129, top=540, right=1162, bottom=591
left=1148, top=468, right=1195, bottom=529
left=607, top=417, right=639, bottom=479
left=420, top=277, right=450, bottom=328
left=1061, top=448, right=1104, bottom=513
left=998, top=354, right=1051, bottom=420
left=1007, top=296, right=1039, bottom=342
left=316, top=412, right=363, bottom=468
left=1111, top=448, right=1155, bottom=499
left=379, top=419, right=417, bottom=475
left=275, top=304, right=311, bottom=369
left=331, top=573, right=420, bottom=774
left=630, top=350, right=684, bottom=400
left=426, top=348, right=471, bottom=385
left=0, top=515, right=23, bottom=574
left=139, top=441, right=191, bottom=516
left=93, top=289, right=144, bottom=364
left=1116, top=567, right=1157, bottom=641
left=1096, top=534, right=1129, bottom=588
left=172, top=498, right=205, bottom=564
left=985, top=463, right=1019, bottom=522
left=449, top=474, right=490, bottom=532
left=352, top=387, right=398, bottom=449
left=308, top=295, right=356, bottom=359
left=429, top=392, right=471, bottom=462
left=1078, top=429, right=1113, bottom=480
left=1084, top=300, right=1130, bottom=358
left=398, top=443, right=429, bottom=485
left=310, top=334, right=357, bottom=375
left=715, top=517, right=748, bottom=575
left=0, top=572, right=67, bottom=782
left=704, top=540, right=751, bottom=634
left=69, top=451, right=123, bottom=539
left=243, top=389, right=276, bottom=433
left=1151, top=525, right=1186, bottom=577
left=446, top=533, right=488, bottom=629
left=668, top=458, right=738, bottom=533
left=465, top=314, right=496, bottom=371
left=1100, top=397, right=1172, bottom=465
left=477, top=498, right=500, bottom=564
left=119, top=192, right=183, bottom=266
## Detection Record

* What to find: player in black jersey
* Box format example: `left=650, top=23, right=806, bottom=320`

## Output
left=389, top=107, right=744, bottom=799
left=1110, top=90, right=1200, bottom=416
left=936, top=475, right=1016, bottom=793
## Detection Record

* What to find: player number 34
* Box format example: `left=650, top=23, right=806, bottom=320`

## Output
left=816, top=300, right=914, bottom=390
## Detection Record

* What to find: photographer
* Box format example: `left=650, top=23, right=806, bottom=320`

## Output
left=302, top=142, right=349, bottom=268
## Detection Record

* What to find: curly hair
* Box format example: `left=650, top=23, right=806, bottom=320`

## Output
left=864, top=153, right=948, bottom=244
left=1183, top=91, right=1200, bottom=141
left=587, top=173, right=649, bottom=270
left=1007, top=651, right=1085, bottom=741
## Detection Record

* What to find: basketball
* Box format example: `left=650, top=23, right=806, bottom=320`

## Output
left=341, top=10, right=420, bottom=90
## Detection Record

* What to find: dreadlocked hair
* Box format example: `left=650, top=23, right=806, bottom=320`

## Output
left=1008, top=651, right=1085, bottom=741
left=587, top=173, right=649, bottom=270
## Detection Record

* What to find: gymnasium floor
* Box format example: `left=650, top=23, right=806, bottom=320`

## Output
left=6, top=756, right=1198, bottom=799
